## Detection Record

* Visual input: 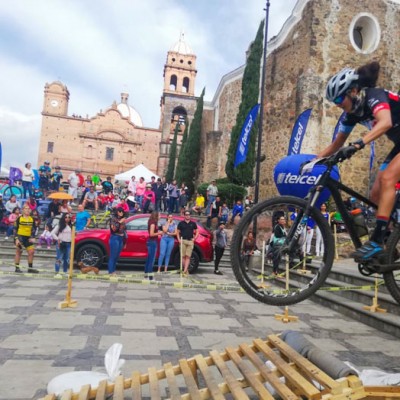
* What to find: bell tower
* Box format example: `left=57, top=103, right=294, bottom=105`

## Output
left=42, top=81, right=69, bottom=116
left=157, top=33, right=199, bottom=176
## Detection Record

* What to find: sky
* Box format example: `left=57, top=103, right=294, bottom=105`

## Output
left=0, top=0, right=298, bottom=170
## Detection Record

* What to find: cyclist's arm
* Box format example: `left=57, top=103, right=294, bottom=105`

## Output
left=359, top=108, right=392, bottom=145
left=316, top=132, right=347, bottom=158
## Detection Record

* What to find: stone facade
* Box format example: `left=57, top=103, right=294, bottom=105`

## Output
left=201, top=0, right=400, bottom=199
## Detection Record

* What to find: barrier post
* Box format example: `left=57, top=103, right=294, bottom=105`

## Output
left=334, top=223, right=339, bottom=260
left=258, top=240, right=269, bottom=288
left=58, top=225, right=78, bottom=309
left=363, top=275, right=387, bottom=313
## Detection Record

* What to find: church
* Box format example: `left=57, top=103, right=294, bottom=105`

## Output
left=38, top=0, right=400, bottom=199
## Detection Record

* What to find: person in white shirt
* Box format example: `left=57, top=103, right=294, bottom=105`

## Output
left=68, top=169, right=80, bottom=205
left=22, top=162, right=35, bottom=199
left=128, top=176, right=137, bottom=197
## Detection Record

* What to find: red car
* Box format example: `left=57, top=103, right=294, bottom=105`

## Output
left=74, top=214, right=214, bottom=273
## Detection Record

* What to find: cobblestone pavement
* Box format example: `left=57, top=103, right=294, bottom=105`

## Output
left=0, top=261, right=399, bottom=400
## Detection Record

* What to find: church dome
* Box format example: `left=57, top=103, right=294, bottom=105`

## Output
left=170, top=32, right=194, bottom=55
left=116, top=92, right=143, bottom=127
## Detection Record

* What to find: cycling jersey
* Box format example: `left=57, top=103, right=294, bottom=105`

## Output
left=15, top=215, right=35, bottom=237
left=339, top=88, right=400, bottom=144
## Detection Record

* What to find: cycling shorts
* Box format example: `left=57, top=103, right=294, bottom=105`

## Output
left=379, top=142, right=400, bottom=171
left=15, top=235, right=34, bottom=250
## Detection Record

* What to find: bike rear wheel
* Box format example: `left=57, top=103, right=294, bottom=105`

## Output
left=230, top=196, right=335, bottom=306
left=383, top=226, right=400, bottom=304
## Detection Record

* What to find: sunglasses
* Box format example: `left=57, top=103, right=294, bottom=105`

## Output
left=333, top=94, right=346, bottom=105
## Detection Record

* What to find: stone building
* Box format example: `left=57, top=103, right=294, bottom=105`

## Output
left=37, top=34, right=198, bottom=179
left=201, top=0, right=400, bottom=199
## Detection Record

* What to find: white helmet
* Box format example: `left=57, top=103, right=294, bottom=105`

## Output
left=326, top=68, right=359, bottom=102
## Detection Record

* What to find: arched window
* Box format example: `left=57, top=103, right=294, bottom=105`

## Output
left=127, top=150, right=133, bottom=164
left=169, top=75, right=177, bottom=91
left=171, top=106, right=187, bottom=126
left=86, top=145, right=93, bottom=159
left=182, top=77, right=190, bottom=93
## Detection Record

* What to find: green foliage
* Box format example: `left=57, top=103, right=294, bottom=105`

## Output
left=225, top=20, right=264, bottom=186
left=196, top=181, right=247, bottom=208
left=176, top=88, right=205, bottom=194
left=165, top=123, right=179, bottom=182
left=175, top=118, right=189, bottom=184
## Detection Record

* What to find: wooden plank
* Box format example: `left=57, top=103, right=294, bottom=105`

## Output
left=149, top=367, right=161, bottom=400
left=179, top=359, right=202, bottom=400
left=253, top=338, right=321, bottom=399
left=239, top=343, right=300, bottom=400
left=164, top=362, right=182, bottom=400
left=41, top=396, right=57, bottom=400
left=131, top=371, right=142, bottom=400
left=194, top=354, right=225, bottom=400
left=209, top=349, right=250, bottom=400
left=113, top=375, right=125, bottom=400
left=78, top=384, right=91, bottom=400
left=59, top=390, right=73, bottom=400
left=268, top=334, right=342, bottom=392
left=95, top=379, right=108, bottom=400
left=226, top=346, right=275, bottom=400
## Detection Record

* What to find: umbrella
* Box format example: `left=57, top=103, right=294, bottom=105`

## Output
left=48, top=192, right=74, bottom=200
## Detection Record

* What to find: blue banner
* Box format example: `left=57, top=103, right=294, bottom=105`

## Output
left=0, top=142, right=2, bottom=172
left=370, top=141, right=375, bottom=171
left=332, top=111, right=346, bottom=142
left=287, top=109, right=312, bottom=155
left=234, top=104, right=260, bottom=168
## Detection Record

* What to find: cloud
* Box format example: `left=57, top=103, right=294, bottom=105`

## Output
left=0, top=0, right=298, bottom=168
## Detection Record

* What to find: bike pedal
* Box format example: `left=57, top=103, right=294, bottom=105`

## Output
left=358, top=263, right=378, bottom=276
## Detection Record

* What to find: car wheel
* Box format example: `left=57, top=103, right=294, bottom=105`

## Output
left=173, top=251, right=200, bottom=274
left=76, top=244, right=104, bottom=267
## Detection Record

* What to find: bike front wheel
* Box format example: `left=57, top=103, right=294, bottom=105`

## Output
left=230, top=196, right=335, bottom=306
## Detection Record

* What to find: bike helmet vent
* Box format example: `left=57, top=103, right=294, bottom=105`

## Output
left=326, top=67, right=359, bottom=102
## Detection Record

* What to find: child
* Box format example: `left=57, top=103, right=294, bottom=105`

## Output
left=38, top=225, right=53, bottom=248
left=31, top=209, right=41, bottom=237
left=231, top=200, right=244, bottom=223
left=219, top=202, right=229, bottom=224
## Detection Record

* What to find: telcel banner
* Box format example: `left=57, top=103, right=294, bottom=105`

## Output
left=274, top=154, right=340, bottom=207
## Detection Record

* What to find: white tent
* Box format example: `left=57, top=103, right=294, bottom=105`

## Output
left=114, top=164, right=159, bottom=183
left=0, top=166, right=10, bottom=177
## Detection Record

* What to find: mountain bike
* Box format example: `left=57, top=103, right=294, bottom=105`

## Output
left=230, top=147, right=400, bottom=306
left=88, top=209, right=111, bottom=228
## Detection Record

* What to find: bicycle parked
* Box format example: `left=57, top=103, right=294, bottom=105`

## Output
left=231, top=148, right=400, bottom=306
left=88, top=209, right=112, bottom=228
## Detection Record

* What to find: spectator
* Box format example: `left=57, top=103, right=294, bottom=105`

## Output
left=158, top=214, right=177, bottom=273
left=154, top=178, right=164, bottom=212
left=108, top=207, right=127, bottom=276
left=75, top=204, right=91, bottom=232
left=83, top=186, right=99, bottom=211
left=271, top=216, right=287, bottom=276
left=177, top=211, right=198, bottom=275
left=92, top=173, right=101, bottom=187
left=214, top=222, right=227, bottom=275
left=179, top=189, right=188, bottom=216
left=38, top=161, right=51, bottom=192
left=80, top=175, right=93, bottom=203
left=31, top=209, right=41, bottom=237
left=51, top=166, right=63, bottom=191
left=244, top=195, right=254, bottom=211
left=150, top=176, right=157, bottom=192
left=0, top=195, right=5, bottom=221
left=135, top=177, right=146, bottom=206
left=14, top=205, right=38, bottom=273
left=110, top=193, right=120, bottom=209
left=206, top=179, right=218, bottom=217
left=161, top=176, right=168, bottom=212
left=316, top=203, right=330, bottom=257
left=231, top=200, right=244, bottom=223
left=192, top=192, right=205, bottom=215
left=101, top=176, right=114, bottom=194
left=242, top=231, right=257, bottom=271
left=207, top=196, right=221, bottom=229
left=144, top=211, right=163, bottom=280
left=68, top=169, right=80, bottom=206
left=5, top=195, right=21, bottom=215
left=168, top=180, right=179, bottom=214
left=116, top=197, right=130, bottom=213
left=143, top=184, right=155, bottom=211
left=126, top=192, right=136, bottom=211
left=60, top=199, right=72, bottom=214
left=128, top=176, right=137, bottom=198
left=219, top=202, right=229, bottom=224
left=51, top=213, right=73, bottom=275
left=38, top=225, right=53, bottom=248
left=25, top=196, right=37, bottom=211
left=22, top=162, right=35, bottom=199
left=5, top=207, right=20, bottom=239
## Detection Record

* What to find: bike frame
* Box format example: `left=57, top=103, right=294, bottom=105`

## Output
left=303, top=164, right=377, bottom=250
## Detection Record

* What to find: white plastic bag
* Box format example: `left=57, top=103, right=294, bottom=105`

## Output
left=47, top=343, right=125, bottom=396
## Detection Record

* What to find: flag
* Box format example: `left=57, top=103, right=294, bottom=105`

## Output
left=370, top=141, right=375, bottom=171
left=234, top=104, right=260, bottom=168
left=287, top=109, right=312, bottom=155
left=332, top=111, right=346, bottom=142
left=9, top=167, right=22, bottom=186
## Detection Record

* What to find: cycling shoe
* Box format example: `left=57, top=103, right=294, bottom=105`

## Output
left=351, top=241, right=384, bottom=262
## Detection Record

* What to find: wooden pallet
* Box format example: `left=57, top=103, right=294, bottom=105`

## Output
left=40, top=334, right=398, bottom=400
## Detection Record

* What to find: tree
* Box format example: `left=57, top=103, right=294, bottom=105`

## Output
left=174, top=118, right=189, bottom=184
left=165, top=123, right=179, bottom=182
left=176, top=88, right=205, bottom=194
left=225, top=20, right=264, bottom=185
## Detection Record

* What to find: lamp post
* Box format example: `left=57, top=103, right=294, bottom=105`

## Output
left=254, top=0, right=270, bottom=205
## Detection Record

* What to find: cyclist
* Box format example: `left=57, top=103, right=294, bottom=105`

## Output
left=318, top=61, right=400, bottom=261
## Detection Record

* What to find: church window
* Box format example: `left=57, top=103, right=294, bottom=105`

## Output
left=170, top=75, right=177, bottom=91
left=171, top=106, right=187, bottom=125
left=349, top=13, right=380, bottom=54
left=86, top=145, right=93, bottom=159
left=182, top=77, right=190, bottom=93
left=127, top=150, right=133, bottom=163
left=105, top=147, right=114, bottom=161
left=47, top=142, right=54, bottom=153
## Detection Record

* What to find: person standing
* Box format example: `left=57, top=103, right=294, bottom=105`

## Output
left=128, top=176, right=137, bottom=199
left=22, top=162, right=35, bottom=199
left=14, top=205, right=39, bottom=273
left=154, top=178, right=164, bottom=212
left=51, top=213, right=73, bottom=275
left=206, top=179, right=218, bottom=217
left=214, top=222, right=227, bottom=275
left=168, top=180, right=179, bottom=214
left=135, top=177, right=146, bottom=208
left=272, top=216, right=287, bottom=276
left=177, top=211, right=198, bottom=275
left=75, top=204, right=92, bottom=232
left=158, top=214, right=177, bottom=273
left=144, top=211, right=163, bottom=280
left=51, top=166, right=63, bottom=191
left=108, top=207, right=127, bottom=276
left=38, top=161, right=51, bottom=192
left=315, top=203, right=330, bottom=257
left=101, top=176, right=114, bottom=194
left=68, top=169, right=80, bottom=206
